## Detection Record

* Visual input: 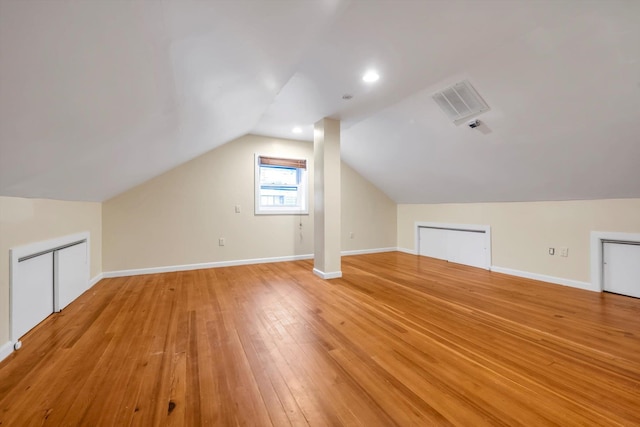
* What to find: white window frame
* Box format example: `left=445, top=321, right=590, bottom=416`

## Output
left=255, top=154, right=309, bottom=215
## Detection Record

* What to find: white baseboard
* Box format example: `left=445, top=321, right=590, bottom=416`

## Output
left=396, top=247, right=417, bottom=255
left=313, top=268, right=343, bottom=279
left=392, top=250, right=595, bottom=292
left=491, top=266, right=596, bottom=292
left=341, top=247, right=397, bottom=256
left=89, top=273, right=104, bottom=287
left=0, top=341, right=14, bottom=363
left=102, top=247, right=399, bottom=279
left=103, top=254, right=315, bottom=278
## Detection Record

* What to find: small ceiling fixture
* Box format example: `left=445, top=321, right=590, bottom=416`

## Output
left=467, top=119, right=480, bottom=129
left=292, top=127, right=302, bottom=134
left=342, top=94, right=353, bottom=100
left=362, top=70, right=380, bottom=83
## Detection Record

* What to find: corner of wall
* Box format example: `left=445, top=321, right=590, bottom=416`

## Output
left=0, top=340, right=14, bottom=363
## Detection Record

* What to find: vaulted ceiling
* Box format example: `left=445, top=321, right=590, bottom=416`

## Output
left=1, top=0, right=639, bottom=203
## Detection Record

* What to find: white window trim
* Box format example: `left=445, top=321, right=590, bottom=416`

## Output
left=254, top=153, right=309, bottom=215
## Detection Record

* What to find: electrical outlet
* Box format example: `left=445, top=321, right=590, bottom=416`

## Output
left=548, top=248, right=555, bottom=255
left=219, top=238, right=225, bottom=246
left=235, top=205, right=241, bottom=213
left=560, top=247, right=569, bottom=257
left=349, top=232, right=355, bottom=239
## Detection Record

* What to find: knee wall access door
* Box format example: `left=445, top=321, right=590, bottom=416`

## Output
left=417, top=223, right=491, bottom=270
left=11, top=253, right=55, bottom=341
left=55, top=242, right=90, bottom=311
left=10, top=232, right=90, bottom=343
left=603, top=241, right=640, bottom=298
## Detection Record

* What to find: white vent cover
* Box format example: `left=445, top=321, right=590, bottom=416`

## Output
left=432, top=80, right=489, bottom=124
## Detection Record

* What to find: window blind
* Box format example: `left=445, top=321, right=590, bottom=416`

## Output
left=259, top=156, right=306, bottom=169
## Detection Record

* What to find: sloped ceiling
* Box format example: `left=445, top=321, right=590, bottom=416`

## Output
left=1, top=0, right=639, bottom=203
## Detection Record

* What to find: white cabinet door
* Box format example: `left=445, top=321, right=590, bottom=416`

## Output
left=604, top=242, right=640, bottom=298
left=419, top=227, right=488, bottom=269
left=55, top=242, right=89, bottom=311
left=448, top=230, right=486, bottom=269
left=12, top=253, right=54, bottom=340
left=419, top=227, right=449, bottom=261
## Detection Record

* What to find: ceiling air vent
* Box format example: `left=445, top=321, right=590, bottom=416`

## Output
left=432, top=80, right=489, bottom=124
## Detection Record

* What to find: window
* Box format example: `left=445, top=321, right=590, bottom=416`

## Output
left=255, top=154, right=308, bottom=215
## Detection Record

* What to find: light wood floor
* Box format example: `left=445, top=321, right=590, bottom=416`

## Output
left=1, top=252, right=639, bottom=426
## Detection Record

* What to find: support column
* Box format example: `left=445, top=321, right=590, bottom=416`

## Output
left=313, top=118, right=341, bottom=279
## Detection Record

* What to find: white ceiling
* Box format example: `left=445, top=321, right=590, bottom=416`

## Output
left=1, top=0, right=639, bottom=203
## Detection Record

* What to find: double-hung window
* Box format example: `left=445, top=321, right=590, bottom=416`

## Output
left=255, top=155, right=308, bottom=215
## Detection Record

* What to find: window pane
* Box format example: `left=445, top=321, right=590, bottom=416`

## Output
left=260, top=166, right=298, bottom=186
left=260, top=186, right=299, bottom=207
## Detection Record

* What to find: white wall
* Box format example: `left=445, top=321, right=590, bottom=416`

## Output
left=341, top=162, right=396, bottom=252
left=0, top=197, right=102, bottom=345
left=398, top=199, right=640, bottom=284
left=103, top=134, right=397, bottom=272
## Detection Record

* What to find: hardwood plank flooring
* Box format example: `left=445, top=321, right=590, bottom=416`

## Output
left=1, top=252, right=639, bottom=426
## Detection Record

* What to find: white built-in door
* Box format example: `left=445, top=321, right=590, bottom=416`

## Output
left=55, top=241, right=89, bottom=311
left=12, top=253, right=54, bottom=340
left=418, top=225, right=489, bottom=269
left=419, top=227, right=449, bottom=261
left=11, top=232, right=90, bottom=344
left=603, top=242, right=640, bottom=298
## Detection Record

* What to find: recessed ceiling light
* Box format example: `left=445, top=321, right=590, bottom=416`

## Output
left=292, top=127, right=302, bottom=134
left=362, top=70, right=380, bottom=83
